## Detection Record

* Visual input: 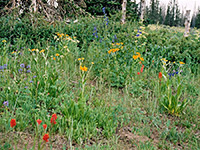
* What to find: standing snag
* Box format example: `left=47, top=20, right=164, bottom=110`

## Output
left=184, top=10, right=191, bottom=37
left=121, top=0, right=127, bottom=24
left=140, top=0, right=146, bottom=21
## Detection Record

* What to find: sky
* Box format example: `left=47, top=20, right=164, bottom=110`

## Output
left=135, top=0, right=200, bottom=15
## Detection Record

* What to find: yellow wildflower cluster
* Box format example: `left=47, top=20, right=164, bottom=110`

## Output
left=133, top=52, right=144, bottom=61
left=111, top=42, right=123, bottom=46
left=2, top=40, right=6, bottom=43
left=55, top=33, right=79, bottom=43
left=108, top=48, right=120, bottom=54
left=78, top=58, right=84, bottom=61
left=161, top=58, right=185, bottom=65
left=11, top=50, right=20, bottom=54
left=51, top=53, right=61, bottom=60
left=28, top=49, right=45, bottom=54
left=80, top=65, right=88, bottom=71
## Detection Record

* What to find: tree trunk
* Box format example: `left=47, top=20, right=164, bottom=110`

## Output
left=30, top=0, right=37, bottom=13
left=184, top=10, right=191, bottom=37
left=121, top=0, right=127, bottom=24
left=140, top=0, right=145, bottom=21
left=12, top=0, right=16, bottom=8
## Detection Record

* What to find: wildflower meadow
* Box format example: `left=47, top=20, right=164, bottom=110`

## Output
left=0, top=10, right=200, bottom=150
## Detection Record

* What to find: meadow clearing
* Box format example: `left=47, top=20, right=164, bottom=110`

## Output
left=0, top=14, right=200, bottom=150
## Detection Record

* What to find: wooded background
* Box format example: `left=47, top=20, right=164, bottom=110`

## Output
left=1, top=0, right=200, bottom=28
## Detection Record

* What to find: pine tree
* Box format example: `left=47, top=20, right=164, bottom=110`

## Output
left=195, top=8, right=200, bottom=28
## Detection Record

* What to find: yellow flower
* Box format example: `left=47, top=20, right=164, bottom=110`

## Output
left=108, top=49, right=112, bottom=54
left=179, top=61, right=185, bottom=64
left=136, top=52, right=141, bottom=57
left=78, top=58, right=82, bottom=61
left=140, top=57, right=144, bottom=61
left=39, top=49, right=45, bottom=53
left=133, top=55, right=139, bottom=60
left=53, top=57, right=56, bottom=60
left=116, top=43, right=120, bottom=46
left=120, top=42, right=123, bottom=45
left=2, top=40, right=6, bottom=43
left=64, top=46, right=68, bottom=48
left=31, top=49, right=35, bottom=51
left=55, top=53, right=60, bottom=56
left=11, top=51, right=16, bottom=54
left=82, top=58, right=84, bottom=60
left=80, top=65, right=88, bottom=71
left=91, top=62, right=94, bottom=64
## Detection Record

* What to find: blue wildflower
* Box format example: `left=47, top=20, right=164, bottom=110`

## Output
left=114, top=35, right=117, bottom=40
left=3, top=101, right=9, bottom=107
left=168, top=73, right=171, bottom=77
left=26, top=70, right=31, bottom=73
left=0, top=66, right=3, bottom=71
left=176, top=71, right=178, bottom=74
left=26, top=65, right=31, bottom=69
left=33, top=75, right=37, bottom=78
left=172, top=73, right=175, bottom=76
left=102, top=7, right=106, bottom=14
left=136, top=34, right=140, bottom=37
left=20, top=63, right=25, bottom=68
left=25, top=86, right=28, bottom=89
left=18, top=69, right=23, bottom=72
left=3, top=64, right=7, bottom=69
left=30, top=80, right=33, bottom=83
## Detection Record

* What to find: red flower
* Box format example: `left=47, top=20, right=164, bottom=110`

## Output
left=43, top=134, right=49, bottom=142
left=36, top=119, right=42, bottom=125
left=10, top=119, right=16, bottom=128
left=50, top=117, right=56, bottom=124
left=140, top=65, right=144, bottom=73
left=137, top=72, right=140, bottom=75
left=52, top=114, right=57, bottom=120
left=43, top=124, right=47, bottom=130
left=158, top=72, right=162, bottom=79
left=50, top=113, right=57, bottom=124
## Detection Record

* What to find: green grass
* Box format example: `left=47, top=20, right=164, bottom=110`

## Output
left=0, top=14, right=199, bottom=150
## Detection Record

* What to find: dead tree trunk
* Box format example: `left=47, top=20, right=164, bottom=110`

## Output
left=184, top=10, right=191, bottom=37
left=30, top=0, right=37, bottom=13
left=12, top=0, right=16, bottom=8
left=121, top=0, right=127, bottom=24
left=140, top=0, right=145, bottom=21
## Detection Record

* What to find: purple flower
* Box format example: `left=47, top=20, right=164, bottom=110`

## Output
left=114, top=35, right=117, bottom=40
left=0, top=66, right=3, bottom=70
left=176, top=72, right=179, bottom=74
left=20, top=63, right=25, bottom=68
left=136, top=34, right=140, bottom=37
left=26, top=65, right=31, bottom=69
left=3, top=64, right=7, bottom=69
left=102, top=7, right=106, bottom=14
left=3, top=101, right=9, bottom=107
left=33, top=75, right=37, bottom=78
left=30, top=80, right=33, bottom=83
left=25, top=86, right=28, bottom=89
left=26, top=70, right=31, bottom=73
left=172, top=73, right=175, bottom=76
left=18, top=69, right=23, bottom=72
